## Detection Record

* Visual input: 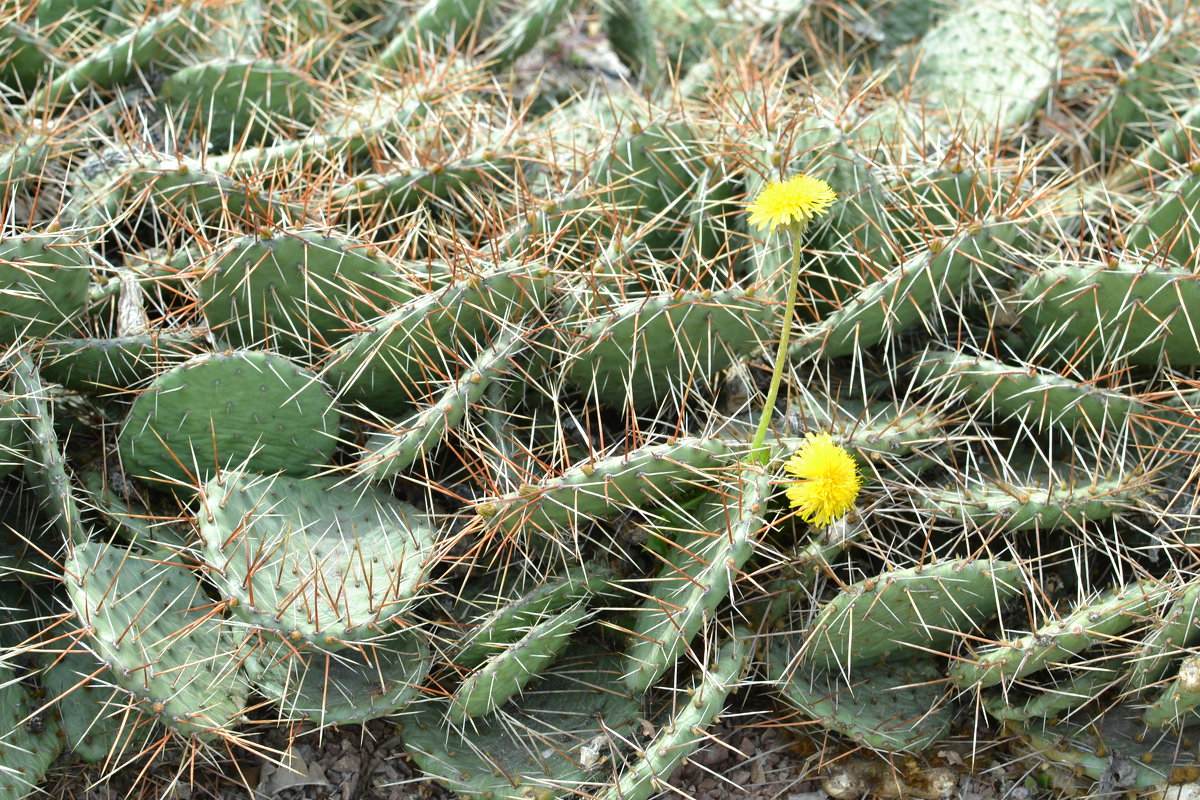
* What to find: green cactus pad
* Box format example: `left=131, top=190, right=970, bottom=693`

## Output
left=77, top=468, right=189, bottom=549
left=599, top=632, right=751, bottom=800
left=762, top=517, right=868, bottom=622
left=328, top=153, right=517, bottom=219
left=888, top=167, right=1019, bottom=234
left=0, top=127, right=53, bottom=202
left=324, top=261, right=550, bottom=415
left=914, top=349, right=1145, bottom=432
left=603, top=0, right=657, bottom=79
left=449, top=603, right=587, bottom=721
left=587, top=121, right=708, bottom=255
left=0, top=388, right=24, bottom=481
left=901, top=0, right=1058, bottom=132
left=399, top=648, right=641, bottom=800
left=804, top=559, right=1024, bottom=669
left=355, top=327, right=529, bottom=480
left=806, top=137, right=899, bottom=308
left=127, top=156, right=301, bottom=224
left=11, top=352, right=89, bottom=545
left=453, top=567, right=613, bottom=669
left=981, top=666, right=1120, bottom=723
left=65, top=150, right=295, bottom=230
left=681, top=165, right=739, bottom=269
left=40, top=331, right=204, bottom=392
left=1103, top=104, right=1200, bottom=193
left=1123, top=169, right=1200, bottom=267
left=1018, top=710, right=1199, bottom=789
left=1125, top=579, right=1200, bottom=693
left=951, top=581, right=1166, bottom=688
left=118, top=350, right=340, bottom=486
left=1019, top=259, right=1200, bottom=367
left=791, top=222, right=1016, bottom=361
left=1086, top=27, right=1198, bottom=156
left=207, top=131, right=362, bottom=177
left=476, top=436, right=732, bottom=534
left=763, top=399, right=950, bottom=479
left=200, top=229, right=426, bottom=356
left=39, top=649, right=156, bottom=763
left=64, top=540, right=250, bottom=739
left=916, top=471, right=1143, bottom=532
left=30, top=6, right=193, bottom=107
left=0, top=22, right=49, bottom=90
left=482, top=0, right=584, bottom=68
left=623, top=467, right=769, bottom=692
left=0, top=233, right=94, bottom=344
left=768, top=648, right=952, bottom=752
left=159, top=58, right=321, bottom=148
left=561, top=287, right=770, bottom=408
left=0, top=665, right=63, bottom=799
left=197, top=471, right=436, bottom=648
left=1143, top=654, right=1200, bottom=728
left=366, top=0, right=491, bottom=73
left=246, top=629, right=431, bottom=725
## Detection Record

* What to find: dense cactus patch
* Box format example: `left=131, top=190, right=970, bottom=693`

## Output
left=2, top=0, right=1200, bottom=798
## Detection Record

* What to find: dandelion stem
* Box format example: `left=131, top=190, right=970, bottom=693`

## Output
left=749, top=238, right=803, bottom=466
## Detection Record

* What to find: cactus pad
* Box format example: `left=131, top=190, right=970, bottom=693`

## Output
left=622, top=467, right=768, bottom=692
left=399, top=648, right=641, bottom=800
left=981, top=666, right=1120, bottom=723
left=588, top=121, right=707, bottom=255
left=476, top=437, right=732, bottom=534
left=1142, top=654, right=1200, bottom=728
left=902, top=0, right=1058, bottom=131
left=1125, top=579, right=1200, bottom=693
left=197, top=471, right=436, bottom=648
left=951, top=581, right=1166, bottom=688
left=0, top=388, right=24, bottom=481
left=200, top=229, right=424, bottom=356
left=246, top=629, right=431, bottom=725
left=914, top=349, right=1146, bottom=432
left=118, top=350, right=340, bottom=485
left=0, top=665, right=63, bottom=799
left=1020, top=259, right=1200, bottom=367
left=453, top=567, right=612, bottom=669
left=769, top=647, right=952, bottom=752
left=324, top=262, right=550, bottom=415
left=0, top=234, right=93, bottom=343
left=804, top=559, right=1023, bottom=669
left=356, top=327, right=528, bottom=479
left=64, top=540, right=250, bottom=739
left=600, top=632, right=751, bottom=800
left=916, top=470, right=1143, bottom=532
left=159, top=58, right=320, bottom=148
left=39, top=649, right=155, bottom=763
left=1018, top=710, right=1199, bottom=790
left=40, top=332, right=204, bottom=392
left=561, top=287, right=769, bottom=408
left=449, top=603, right=587, bottom=721
left=791, top=222, right=1015, bottom=360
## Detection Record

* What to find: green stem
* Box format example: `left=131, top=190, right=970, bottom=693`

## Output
left=749, top=236, right=802, bottom=466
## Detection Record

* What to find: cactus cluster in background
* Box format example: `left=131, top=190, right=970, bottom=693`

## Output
left=2, top=0, right=1200, bottom=798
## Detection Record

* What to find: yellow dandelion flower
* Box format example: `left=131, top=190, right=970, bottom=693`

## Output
left=784, top=432, right=861, bottom=528
left=747, top=174, right=837, bottom=236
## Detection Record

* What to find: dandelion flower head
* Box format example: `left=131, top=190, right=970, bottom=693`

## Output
left=747, top=174, right=837, bottom=236
left=784, top=432, right=861, bottom=528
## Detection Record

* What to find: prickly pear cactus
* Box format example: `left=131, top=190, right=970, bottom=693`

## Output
left=118, top=350, right=341, bottom=485
left=5, top=0, right=1200, bottom=797
left=196, top=471, right=436, bottom=648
